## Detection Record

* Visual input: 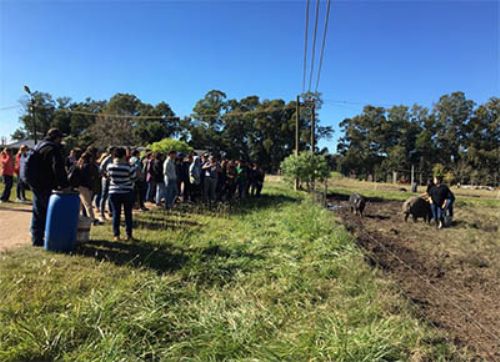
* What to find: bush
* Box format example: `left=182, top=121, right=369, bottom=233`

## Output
left=281, top=152, right=330, bottom=190
left=148, top=138, right=193, bottom=154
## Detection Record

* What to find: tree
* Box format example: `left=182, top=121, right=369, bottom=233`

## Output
left=148, top=138, right=193, bottom=154
left=281, top=152, right=330, bottom=190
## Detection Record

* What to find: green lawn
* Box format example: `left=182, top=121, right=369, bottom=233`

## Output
left=0, top=182, right=457, bottom=361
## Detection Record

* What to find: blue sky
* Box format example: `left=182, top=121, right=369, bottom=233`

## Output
left=0, top=0, right=498, bottom=151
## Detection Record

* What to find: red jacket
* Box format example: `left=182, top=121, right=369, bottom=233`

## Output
left=0, top=152, right=15, bottom=176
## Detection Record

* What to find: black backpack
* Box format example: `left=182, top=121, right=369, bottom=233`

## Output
left=22, top=141, right=52, bottom=190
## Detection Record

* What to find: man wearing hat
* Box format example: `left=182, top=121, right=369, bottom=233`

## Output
left=30, top=128, right=70, bottom=247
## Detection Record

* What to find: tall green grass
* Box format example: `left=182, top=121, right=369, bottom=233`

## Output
left=0, top=183, right=456, bottom=361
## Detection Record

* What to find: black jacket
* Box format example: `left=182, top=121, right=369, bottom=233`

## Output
left=152, top=159, right=164, bottom=183
left=36, top=140, right=69, bottom=191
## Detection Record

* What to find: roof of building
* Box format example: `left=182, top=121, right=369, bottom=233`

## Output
left=6, top=139, right=36, bottom=149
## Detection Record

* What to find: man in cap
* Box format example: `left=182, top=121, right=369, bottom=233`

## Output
left=29, top=128, right=70, bottom=246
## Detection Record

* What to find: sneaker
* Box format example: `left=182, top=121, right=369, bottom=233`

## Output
left=15, top=198, right=23, bottom=203
left=93, top=219, right=104, bottom=226
left=113, top=236, right=120, bottom=242
left=140, top=206, right=149, bottom=212
left=438, top=220, right=443, bottom=229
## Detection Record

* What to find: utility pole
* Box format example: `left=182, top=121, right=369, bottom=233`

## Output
left=295, top=95, right=300, bottom=157
left=310, top=100, right=316, bottom=153
left=24, top=85, right=37, bottom=144
left=295, top=95, right=300, bottom=191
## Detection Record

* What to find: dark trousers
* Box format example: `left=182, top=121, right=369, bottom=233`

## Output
left=109, top=192, right=134, bottom=237
left=100, top=178, right=110, bottom=216
left=16, top=179, right=27, bottom=201
left=135, top=180, right=146, bottom=208
left=1, top=175, right=13, bottom=201
left=31, top=188, right=51, bottom=246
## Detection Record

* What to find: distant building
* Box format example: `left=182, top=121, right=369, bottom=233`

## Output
left=6, top=139, right=37, bottom=149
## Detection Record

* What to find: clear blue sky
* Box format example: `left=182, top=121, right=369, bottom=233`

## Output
left=0, top=0, right=498, bottom=151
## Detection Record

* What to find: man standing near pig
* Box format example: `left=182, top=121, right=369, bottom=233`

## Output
left=428, top=175, right=455, bottom=229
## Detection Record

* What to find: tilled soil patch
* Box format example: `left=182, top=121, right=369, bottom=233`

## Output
left=330, top=197, right=500, bottom=360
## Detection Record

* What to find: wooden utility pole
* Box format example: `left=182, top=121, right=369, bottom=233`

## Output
left=310, top=100, right=316, bottom=153
left=295, top=95, right=300, bottom=156
left=295, top=95, right=300, bottom=191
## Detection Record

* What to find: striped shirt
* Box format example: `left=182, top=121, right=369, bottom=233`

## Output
left=106, top=161, right=136, bottom=194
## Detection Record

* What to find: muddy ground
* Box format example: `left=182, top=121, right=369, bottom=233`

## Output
left=329, top=194, right=500, bottom=360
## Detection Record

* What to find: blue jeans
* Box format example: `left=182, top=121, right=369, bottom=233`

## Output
left=99, top=178, right=110, bottom=216
left=431, top=203, right=443, bottom=223
left=156, top=182, right=166, bottom=205
left=109, top=192, right=134, bottom=237
left=165, top=179, right=178, bottom=209
left=146, top=181, right=156, bottom=202
left=1, top=175, right=13, bottom=201
left=31, top=189, right=51, bottom=246
left=443, top=198, right=454, bottom=217
left=16, top=178, right=27, bottom=201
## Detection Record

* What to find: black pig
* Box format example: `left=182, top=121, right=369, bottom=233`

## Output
left=349, top=193, right=366, bottom=216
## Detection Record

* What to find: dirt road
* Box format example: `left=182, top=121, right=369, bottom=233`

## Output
left=329, top=194, right=500, bottom=360
left=0, top=205, right=32, bottom=252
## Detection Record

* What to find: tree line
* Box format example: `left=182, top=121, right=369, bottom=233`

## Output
left=13, top=90, right=332, bottom=172
left=335, top=92, right=499, bottom=186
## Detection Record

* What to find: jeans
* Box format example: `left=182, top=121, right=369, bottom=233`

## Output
left=146, top=181, right=156, bottom=202
left=431, top=203, right=443, bottom=223
left=156, top=182, right=166, bottom=205
left=165, top=178, right=178, bottom=209
left=443, top=198, right=454, bottom=217
left=16, top=178, right=27, bottom=201
left=204, top=177, right=217, bottom=205
left=31, top=188, right=51, bottom=246
left=1, top=175, right=13, bottom=201
left=109, top=192, right=134, bottom=237
left=99, top=178, right=110, bottom=216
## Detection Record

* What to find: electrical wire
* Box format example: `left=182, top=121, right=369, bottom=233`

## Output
left=315, top=0, right=332, bottom=92
left=302, top=0, right=311, bottom=93
left=308, top=0, right=321, bottom=92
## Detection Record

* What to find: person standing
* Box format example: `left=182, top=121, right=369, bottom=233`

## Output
left=15, top=145, right=29, bottom=202
left=0, top=147, right=15, bottom=203
left=153, top=152, right=165, bottom=206
left=77, top=152, right=101, bottom=225
left=106, top=147, right=136, bottom=241
left=130, top=149, right=148, bottom=211
left=202, top=155, right=219, bottom=207
left=189, top=155, right=202, bottom=202
left=428, top=175, right=453, bottom=229
left=163, top=150, right=178, bottom=209
left=27, top=129, right=70, bottom=247
left=98, top=147, right=114, bottom=221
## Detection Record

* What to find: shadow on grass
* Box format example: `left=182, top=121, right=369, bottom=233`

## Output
left=76, top=239, right=189, bottom=274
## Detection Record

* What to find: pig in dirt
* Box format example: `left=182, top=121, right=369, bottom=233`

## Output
left=402, top=196, right=432, bottom=222
left=349, top=193, right=366, bottom=216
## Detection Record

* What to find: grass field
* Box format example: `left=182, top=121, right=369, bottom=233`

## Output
left=0, top=181, right=460, bottom=361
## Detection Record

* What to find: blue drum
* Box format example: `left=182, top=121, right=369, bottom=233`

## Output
left=44, top=191, right=81, bottom=252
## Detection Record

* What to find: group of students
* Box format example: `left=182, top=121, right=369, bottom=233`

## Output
left=423, top=175, right=455, bottom=229
left=0, top=145, right=29, bottom=203
left=0, top=128, right=266, bottom=245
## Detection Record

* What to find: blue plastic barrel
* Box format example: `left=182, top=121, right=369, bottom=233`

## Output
left=44, top=191, right=81, bottom=252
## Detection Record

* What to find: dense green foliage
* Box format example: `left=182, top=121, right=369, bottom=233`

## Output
left=336, top=92, right=499, bottom=185
left=0, top=184, right=455, bottom=361
left=280, top=152, right=330, bottom=189
left=148, top=138, right=193, bottom=154
left=14, top=90, right=332, bottom=172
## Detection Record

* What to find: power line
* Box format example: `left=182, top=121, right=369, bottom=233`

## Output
left=0, top=105, right=22, bottom=111
left=315, top=0, right=332, bottom=92
left=308, top=0, right=321, bottom=92
left=302, top=0, right=311, bottom=93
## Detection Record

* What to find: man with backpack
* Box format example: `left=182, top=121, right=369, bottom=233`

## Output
left=23, top=128, right=70, bottom=247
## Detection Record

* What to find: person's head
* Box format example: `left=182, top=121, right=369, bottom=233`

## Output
left=113, top=147, right=127, bottom=161
left=79, top=151, right=92, bottom=165
left=46, top=128, right=64, bottom=144
left=107, top=146, right=115, bottom=155
left=209, top=155, right=216, bottom=164
left=187, top=154, right=193, bottom=163
left=132, top=149, right=140, bottom=158
left=434, top=175, right=443, bottom=185
left=168, top=150, right=177, bottom=160
left=2, top=147, right=11, bottom=156
left=19, top=145, right=28, bottom=154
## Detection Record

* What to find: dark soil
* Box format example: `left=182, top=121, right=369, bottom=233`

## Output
left=330, top=198, right=500, bottom=360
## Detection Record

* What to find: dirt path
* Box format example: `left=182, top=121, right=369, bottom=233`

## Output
left=0, top=205, right=32, bottom=252
left=329, top=195, right=500, bottom=360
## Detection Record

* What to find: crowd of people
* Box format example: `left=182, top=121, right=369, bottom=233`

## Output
left=0, top=128, right=266, bottom=245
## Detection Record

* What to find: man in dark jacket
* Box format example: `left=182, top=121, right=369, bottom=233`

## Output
left=31, top=128, right=69, bottom=247
left=428, top=175, right=454, bottom=229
